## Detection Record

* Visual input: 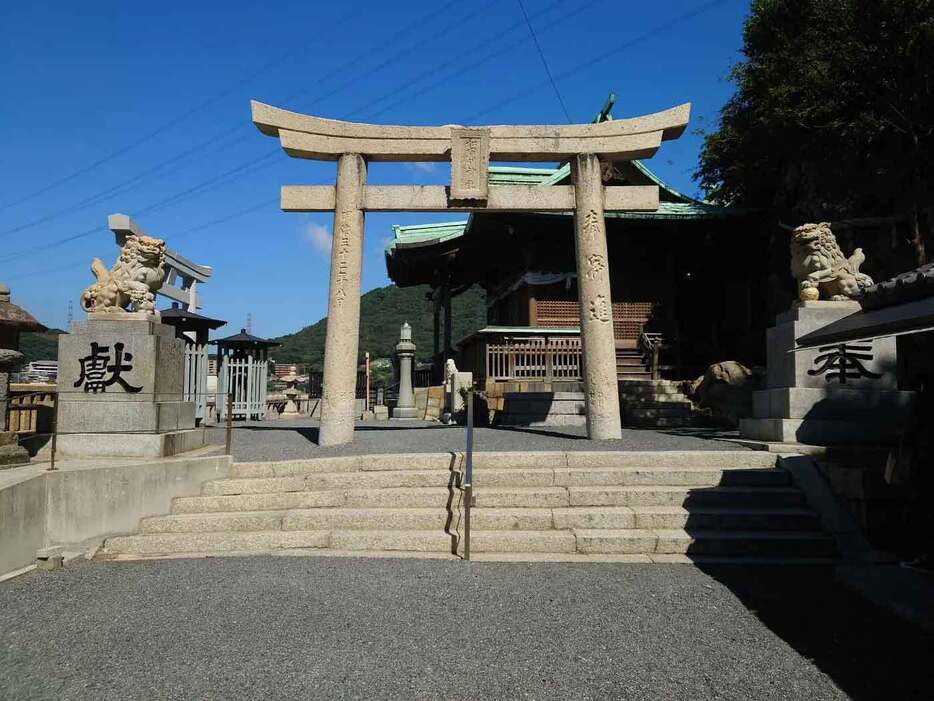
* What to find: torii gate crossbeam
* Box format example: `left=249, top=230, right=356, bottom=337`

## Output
left=252, top=100, right=690, bottom=446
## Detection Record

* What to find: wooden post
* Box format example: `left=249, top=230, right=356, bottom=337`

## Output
left=48, top=390, right=59, bottom=471
left=572, top=153, right=622, bottom=440
left=319, top=153, right=367, bottom=446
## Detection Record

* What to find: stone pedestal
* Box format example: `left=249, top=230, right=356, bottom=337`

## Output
left=56, top=317, right=204, bottom=458
left=740, top=301, right=914, bottom=445
left=443, top=371, right=473, bottom=423
left=0, top=431, right=29, bottom=468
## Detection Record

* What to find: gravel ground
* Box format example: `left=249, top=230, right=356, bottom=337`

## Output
left=3, top=557, right=932, bottom=700
left=204, top=418, right=748, bottom=461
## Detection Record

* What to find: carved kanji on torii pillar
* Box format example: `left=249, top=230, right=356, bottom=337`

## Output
left=252, top=99, right=690, bottom=445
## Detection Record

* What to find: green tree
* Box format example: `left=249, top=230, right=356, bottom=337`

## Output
left=697, top=0, right=934, bottom=266
left=272, top=284, right=486, bottom=369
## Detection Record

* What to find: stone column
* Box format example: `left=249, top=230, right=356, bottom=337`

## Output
left=319, top=153, right=367, bottom=446
left=393, top=322, right=418, bottom=419
left=571, top=153, right=622, bottom=440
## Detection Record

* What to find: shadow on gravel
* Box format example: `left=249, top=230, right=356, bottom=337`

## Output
left=699, top=565, right=934, bottom=700
left=488, top=425, right=588, bottom=441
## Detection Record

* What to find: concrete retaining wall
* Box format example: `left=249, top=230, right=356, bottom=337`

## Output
left=0, top=454, right=230, bottom=578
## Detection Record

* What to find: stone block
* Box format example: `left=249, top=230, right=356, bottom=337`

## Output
left=752, top=387, right=914, bottom=420
left=56, top=320, right=196, bottom=449
left=739, top=417, right=903, bottom=444
left=774, top=300, right=861, bottom=325
left=56, top=428, right=205, bottom=458
left=0, top=438, right=29, bottom=468
left=765, top=304, right=897, bottom=391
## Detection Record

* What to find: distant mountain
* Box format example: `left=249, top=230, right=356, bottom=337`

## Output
left=20, top=329, right=65, bottom=363
left=272, top=285, right=487, bottom=368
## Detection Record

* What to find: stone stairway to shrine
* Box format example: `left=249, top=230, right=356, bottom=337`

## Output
left=100, top=451, right=836, bottom=563
left=619, top=379, right=698, bottom=428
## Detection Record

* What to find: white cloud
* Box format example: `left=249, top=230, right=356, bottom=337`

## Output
left=404, top=161, right=437, bottom=174
left=303, top=222, right=332, bottom=256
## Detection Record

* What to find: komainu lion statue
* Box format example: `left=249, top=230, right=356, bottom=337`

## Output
left=790, top=222, right=873, bottom=301
left=80, top=234, right=166, bottom=314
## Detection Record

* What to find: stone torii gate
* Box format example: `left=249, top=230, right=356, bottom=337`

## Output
left=252, top=100, right=690, bottom=446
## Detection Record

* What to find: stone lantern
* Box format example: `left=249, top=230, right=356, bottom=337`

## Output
left=280, top=367, right=302, bottom=418
left=392, top=321, right=418, bottom=419
left=0, top=282, right=46, bottom=467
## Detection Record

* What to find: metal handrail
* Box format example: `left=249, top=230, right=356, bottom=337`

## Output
left=638, top=331, right=664, bottom=380
left=463, top=386, right=474, bottom=560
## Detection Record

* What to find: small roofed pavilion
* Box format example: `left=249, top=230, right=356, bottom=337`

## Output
left=0, top=282, right=46, bottom=352
left=160, top=304, right=227, bottom=425
left=0, top=282, right=46, bottom=466
left=213, top=329, right=279, bottom=421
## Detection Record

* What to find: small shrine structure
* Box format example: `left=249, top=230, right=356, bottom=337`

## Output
left=0, top=282, right=46, bottom=466
left=159, top=305, right=227, bottom=424
left=214, top=329, right=279, bottom=421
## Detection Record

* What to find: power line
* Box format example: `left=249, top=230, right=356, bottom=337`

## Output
left=366, top=0, right=607, bottom=121
left=0, top=0, right=477, bottom=239
left=0, top=127, right=248, bottom=238
left=4, top=196, right=280, bottom=279
left=465, top=0, right=728, bottom=122
left=343, top=0, right=571, bottom=120
left=516, top=0, right=572, bottom=122
left=0, top=49, right=301, bottom=214
left=4, top=0, right=720, bottom=269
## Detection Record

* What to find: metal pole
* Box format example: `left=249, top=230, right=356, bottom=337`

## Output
left=48, top=390, right=59, bottom=471
left=365, top=352, right=370, bottom=413
left=464, top=387, right=474, bottom=561
left=225, top=389, right=233, bottom=456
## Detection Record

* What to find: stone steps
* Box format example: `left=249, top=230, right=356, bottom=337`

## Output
left=494, top=391, right=587, bottom=427
left=619, top=380, right=700, bottom=428
left=139, top=506, right=820, bottom=534
left=228, top=450, right=780, bottom=478
left=99, top=451, right=837, bottom=563
left=104, top=527, right=834, bottom=558
left=573, top=529, right=836, bottom=557
left=200, top=466, right=790, bottom=495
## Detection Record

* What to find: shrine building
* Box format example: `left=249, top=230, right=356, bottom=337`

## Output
left=385, top=103, right=771, bottom=391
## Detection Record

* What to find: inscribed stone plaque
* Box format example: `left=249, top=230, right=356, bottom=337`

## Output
left=450, top=127, right=490, bottom=201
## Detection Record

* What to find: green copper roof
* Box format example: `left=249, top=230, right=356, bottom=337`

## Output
left=389, top=94, right=739, bottom=256
left=387, top=220, right=469, bottom=252
left=606, top=200, right=733, bottom=220
left=487, top=166, right=557, bottom=186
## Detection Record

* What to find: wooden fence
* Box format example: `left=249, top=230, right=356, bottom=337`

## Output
left=184, top=342, right=210, bottom=422
left=486, top=337, right=583, bottom=382
left=7, top=384, right=57, bottom=434
left=217, top=355, right=268, bottom=420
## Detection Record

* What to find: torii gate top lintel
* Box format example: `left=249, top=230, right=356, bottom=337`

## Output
left=251, top=100, right=690, bottom=213
left=251, top=99, right=690, bottom=163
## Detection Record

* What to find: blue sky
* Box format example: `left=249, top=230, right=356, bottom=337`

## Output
left=0, top=0, right=748, bottom=338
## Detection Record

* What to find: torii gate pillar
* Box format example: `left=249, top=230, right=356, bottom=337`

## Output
left=572, top=153, right=622, bottom=439
left=319, top=153, right=367, bottom=446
